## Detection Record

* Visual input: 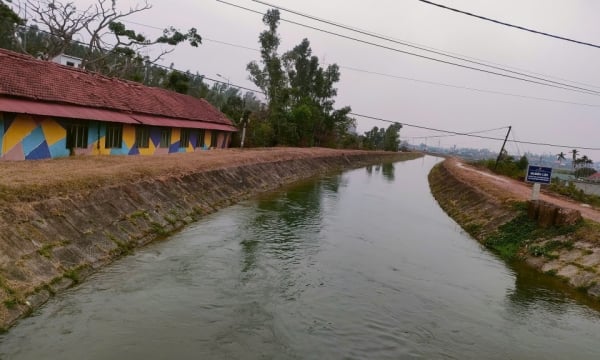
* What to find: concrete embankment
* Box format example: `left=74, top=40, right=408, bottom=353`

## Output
left=0, top=149, right=421, bottom=330
left=429, top=159, right=600, bottom=301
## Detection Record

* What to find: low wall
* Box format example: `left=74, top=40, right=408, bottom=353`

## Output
left=574, top=181, right=600, bottom=197
left=0, top=151, right=420, bottom=330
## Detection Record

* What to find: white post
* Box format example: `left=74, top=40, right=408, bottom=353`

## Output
left=240, top=123, right=247, bottom=149
left=531, top=182, right=541, bottom=200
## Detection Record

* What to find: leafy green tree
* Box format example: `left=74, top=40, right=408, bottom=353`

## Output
left=247, top=9, right=288, bottom=145
left=571, top=149, right=579, bottom=170
left=382, top=123, right=402, bottom=151
left=574, top=167, right=596, bottom=178
left=164, top=70, right=190, bottom=94
left=247, top=9, right=353, bottom=147
left=517, top=155, right=529, bottom=171
left=0, top=0, right=23, bottom=50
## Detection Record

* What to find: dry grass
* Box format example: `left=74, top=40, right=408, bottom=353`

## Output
left=0, top=148, right=395, bottom=203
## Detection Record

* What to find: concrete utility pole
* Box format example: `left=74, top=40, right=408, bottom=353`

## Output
left=494, top=126, right=512, bottom=170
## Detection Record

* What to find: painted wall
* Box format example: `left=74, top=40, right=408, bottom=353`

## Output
left=0, top=113, right=231, bottom=160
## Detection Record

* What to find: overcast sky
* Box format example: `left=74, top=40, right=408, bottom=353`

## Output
left=28, top=0, right=600, bottom=160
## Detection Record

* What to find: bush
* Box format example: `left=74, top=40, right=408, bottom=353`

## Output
left=473, top=155, right=528, bottom=180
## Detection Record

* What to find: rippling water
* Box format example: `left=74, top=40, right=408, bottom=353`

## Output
left=2, top=156, right=600, bottom=359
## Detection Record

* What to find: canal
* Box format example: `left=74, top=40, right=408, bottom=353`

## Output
left=1, top=156, right=600, bottom=359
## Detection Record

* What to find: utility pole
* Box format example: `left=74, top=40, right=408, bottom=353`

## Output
left=240, top=110, right=251, bottom=149
left=494, top=126, right=512, bottom=170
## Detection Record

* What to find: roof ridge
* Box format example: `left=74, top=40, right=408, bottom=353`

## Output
left=0, top=48, right=234, bottom=126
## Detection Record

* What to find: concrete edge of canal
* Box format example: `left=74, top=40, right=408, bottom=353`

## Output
left=0, top=150, right=422, bottom=331
left=429, top=159, right=600, bottom=303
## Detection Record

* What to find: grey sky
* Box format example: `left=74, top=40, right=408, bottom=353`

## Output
left=27, top=0, right=600, bottom=160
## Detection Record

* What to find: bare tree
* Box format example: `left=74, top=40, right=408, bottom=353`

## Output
left=22, top=0, right=96, bottom=59
left=21, top=0, right=201, bottom=75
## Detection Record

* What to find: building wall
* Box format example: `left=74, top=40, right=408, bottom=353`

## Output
left=0, top=113, right=231, bottom=160
left=574, top=181, right=600, bottom=197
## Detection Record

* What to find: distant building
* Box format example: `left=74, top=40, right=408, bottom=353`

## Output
left=587, top=173, right=600, bottom=183
left=0, top=49, right=236, bottom=160
left=51, top=54, right=83, bottom=68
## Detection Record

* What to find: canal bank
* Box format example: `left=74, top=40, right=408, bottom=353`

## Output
left=0, top=148, right=421, bottom=330
left=4, top=156, right=600, bottom=359
left=429, top=158, right=600, bottom=301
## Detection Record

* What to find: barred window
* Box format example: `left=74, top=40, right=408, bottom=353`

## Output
left=211, top=131, right=219, bottom=148
left=135, top=127, right=150, bottom=148
left=66, top=122, right=88, bottom=149
left=180, top=129, right=190, bottom=148
left=197, top=129, right=205, bottom=148
left=160, top=128, right=171, bottom=148
left=105, top=123, right=123, bottom=148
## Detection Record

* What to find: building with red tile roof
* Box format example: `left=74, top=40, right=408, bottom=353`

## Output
left=0, top=48, right=236, bottom=160
left=587, top=173, right=600, bottom=182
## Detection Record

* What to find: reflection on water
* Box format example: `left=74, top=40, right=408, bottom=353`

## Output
left=2, top=156, right=600, bottom=359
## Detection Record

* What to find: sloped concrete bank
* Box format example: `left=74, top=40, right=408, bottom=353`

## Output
left=0, top=151, right=421, bottom=330
left=429, top=159, right=600, bottom=301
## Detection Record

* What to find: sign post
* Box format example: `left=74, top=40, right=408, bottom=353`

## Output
left=525, top=165, right=553, bottom=200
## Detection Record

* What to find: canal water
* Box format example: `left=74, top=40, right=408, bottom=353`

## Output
left=2, top=156, right=600, bottom=359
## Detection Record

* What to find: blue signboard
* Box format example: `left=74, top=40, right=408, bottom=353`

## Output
left=526, top=165, right=553, bottom=184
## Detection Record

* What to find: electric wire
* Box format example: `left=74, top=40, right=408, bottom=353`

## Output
left=123, top=2, right=600, bottom=90
left=249, top=0, right=600, bottom=95
left=340, top=66, right=600, bottom=108
left=21, top=2, right=600, bottom=102
left=350, top=112, right=600, bottom=150
left=14, top=4, right=599, bottom=151
left=418, top=0, right=600, bottom=49
left=409, top=126, right=509, bottom=139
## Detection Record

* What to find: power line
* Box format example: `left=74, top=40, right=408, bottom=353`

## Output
left=340, top=65, right=600, bottom=108
left=119, top=1, right=600, bottom=90
left=409, top=126, right=509, bottom=139
left=124, top=3, right=600, bottom=91
left=350, top=112, right=600, bottom=150
left=250, top=0, right=600, bottom=95
left=217, top=1, right=600, bottom=97
left=418, top=0, right=600, bottom=49
left=127, top=26, right=600, bottom=108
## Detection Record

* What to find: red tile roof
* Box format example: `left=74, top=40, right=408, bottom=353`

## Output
left=0, top=49, right=235, bottom=129
left=587, top=173, right=600, bottom=181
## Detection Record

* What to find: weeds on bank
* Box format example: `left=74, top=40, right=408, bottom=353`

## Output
left=484, top=206, right=582, bottom=260
left=549, top=181, right=600, bottom=208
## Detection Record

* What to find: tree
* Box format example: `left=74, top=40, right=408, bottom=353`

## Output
left=247, top=9, right=287, bottom=145
left=517, top=155, right=529, bottom=171
left=0, top=0, right=24, bottom=50
left=23, top=0, right=201, bottom=76
left=571, top=149, right=579, bottom=170
left=382, top=123, right=402, bottom=151
left=556, top=151, right=566, bottom=165
left=247, top=9, right=353, bottom=147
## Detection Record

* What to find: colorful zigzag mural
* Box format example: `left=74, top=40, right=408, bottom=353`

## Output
left=0, top=113, right=230, bottom=161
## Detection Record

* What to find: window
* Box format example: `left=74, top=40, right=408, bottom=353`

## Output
left=180, top=129, right=190, bottom=148
left=66, top=61, right=75, bottom=67
left=159, top=128, right=171, bottom=148
left=211, top=131, right=219, bottom=148
left=196, top=129, right=205, bottom=148
left=66, top=122, right=88, bottom=149
left=104, top=123, right=123, bottom=148
left=135, top=126, right=150, bottom=148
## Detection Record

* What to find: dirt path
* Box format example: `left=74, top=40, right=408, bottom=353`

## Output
left=446, top=158, right=600, bottom=223
left=0, top=148, right=399, bottom=203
